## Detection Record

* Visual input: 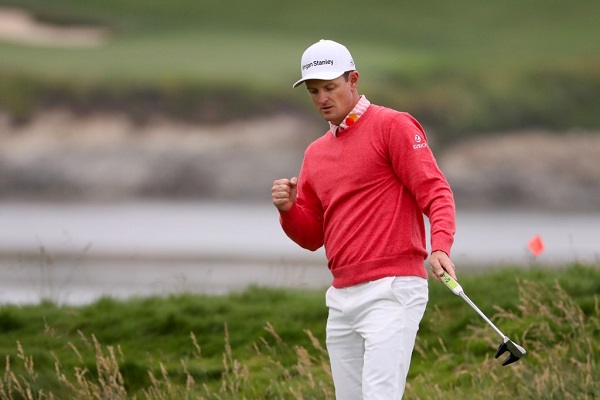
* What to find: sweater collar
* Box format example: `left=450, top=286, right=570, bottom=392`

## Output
left=329, top=95, right=371, bottom=136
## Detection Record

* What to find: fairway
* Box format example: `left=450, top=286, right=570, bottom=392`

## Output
left=0, top=2, right=597, bottom=86
left=1, top=0, right=598, bottom=136
left=0, top=29, right=305, bottom=88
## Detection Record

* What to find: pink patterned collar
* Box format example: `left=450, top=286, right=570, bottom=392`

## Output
left=329, top=96, right=371, bottom=136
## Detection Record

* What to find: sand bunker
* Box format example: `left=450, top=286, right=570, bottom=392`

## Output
left=0, top=7, right=108, bottom=47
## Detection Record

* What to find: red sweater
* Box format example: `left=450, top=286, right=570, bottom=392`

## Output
left=280, top=105, right=455, bottom=288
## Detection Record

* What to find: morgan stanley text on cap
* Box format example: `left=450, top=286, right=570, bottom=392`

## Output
left=292, top=39, right=356, bottom=88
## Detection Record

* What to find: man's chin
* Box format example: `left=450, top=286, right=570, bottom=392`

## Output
left=320, top=112, right=338, bottom=123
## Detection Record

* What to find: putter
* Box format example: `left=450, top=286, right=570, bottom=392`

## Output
left=438, top=272, right=526, bottom=366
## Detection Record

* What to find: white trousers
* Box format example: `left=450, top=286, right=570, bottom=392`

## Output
left=325, top=276, right=428, bottom=400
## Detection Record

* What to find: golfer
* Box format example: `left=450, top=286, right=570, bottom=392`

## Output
left=272, top=39, right=457, bottom=399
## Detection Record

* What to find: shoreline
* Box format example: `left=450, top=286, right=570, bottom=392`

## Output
left=1, top=110, right=599, bottom=211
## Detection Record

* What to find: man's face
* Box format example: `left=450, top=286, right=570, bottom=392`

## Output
left=305, top=72, right=359, bottom=126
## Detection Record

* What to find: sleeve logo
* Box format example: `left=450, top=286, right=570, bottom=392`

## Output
left=413, top=134, right=427, bottom=149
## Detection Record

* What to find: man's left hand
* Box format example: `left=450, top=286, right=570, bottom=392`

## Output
left=429, top=250, right=457, bottom=281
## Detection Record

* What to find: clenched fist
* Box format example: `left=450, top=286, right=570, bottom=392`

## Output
left=272, top=177, right=298, bottom=212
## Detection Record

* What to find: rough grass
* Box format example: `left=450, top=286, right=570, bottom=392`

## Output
left=0, top=263, right=599, bottom=399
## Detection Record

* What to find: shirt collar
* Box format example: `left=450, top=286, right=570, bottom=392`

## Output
left=329, top=96, right=371, bottom=136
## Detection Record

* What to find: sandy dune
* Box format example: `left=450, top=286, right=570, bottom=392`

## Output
left=0, top=7, right=108, bottom=47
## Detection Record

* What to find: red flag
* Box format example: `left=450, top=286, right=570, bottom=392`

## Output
left=528, top=235, right=545, bottom=256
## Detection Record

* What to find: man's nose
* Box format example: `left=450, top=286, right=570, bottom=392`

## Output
left=318, top=92, right=328, bottom=104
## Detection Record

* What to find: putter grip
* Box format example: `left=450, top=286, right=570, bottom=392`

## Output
left=439, top=272, right=463, bottom=295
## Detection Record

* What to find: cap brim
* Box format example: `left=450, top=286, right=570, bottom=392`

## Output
left=292, top=70, right=346, bottom=88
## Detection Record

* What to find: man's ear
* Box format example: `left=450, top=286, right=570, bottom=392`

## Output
left=349, top=71, right=359, bottom=87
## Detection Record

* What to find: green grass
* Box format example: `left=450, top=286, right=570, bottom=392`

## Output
left=1, top=263, right=599, bottom=399
left=0, top=0, right=599, bottom=137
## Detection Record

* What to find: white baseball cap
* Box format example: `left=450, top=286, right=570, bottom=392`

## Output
left=292, top=39, right=356, bottom=88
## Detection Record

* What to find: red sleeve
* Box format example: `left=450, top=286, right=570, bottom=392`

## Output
left=279, top=152, right=325, bottom=251
left=386, top=113, right=456, bottom=255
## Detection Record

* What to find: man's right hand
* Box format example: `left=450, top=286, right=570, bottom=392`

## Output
left=272, top=177, right=298, bottom=212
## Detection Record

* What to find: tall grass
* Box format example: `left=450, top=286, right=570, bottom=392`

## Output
left=0, top=265, right=599, bottom=399
left=1, top=323, right=333, bottom=399
left=409, top=278, right=599, bottom=399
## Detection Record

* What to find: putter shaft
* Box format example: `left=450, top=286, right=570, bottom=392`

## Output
left=439, top=272, right=505, bottom=338
left=458, top=292, right=505, bottom=339
left=438, top=271, right=526, bottom=365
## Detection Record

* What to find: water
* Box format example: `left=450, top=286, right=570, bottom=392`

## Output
left=1, top=201, right=598, bottom=305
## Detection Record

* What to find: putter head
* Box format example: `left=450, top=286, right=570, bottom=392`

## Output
left=495, top=337, right=526, bottom=366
